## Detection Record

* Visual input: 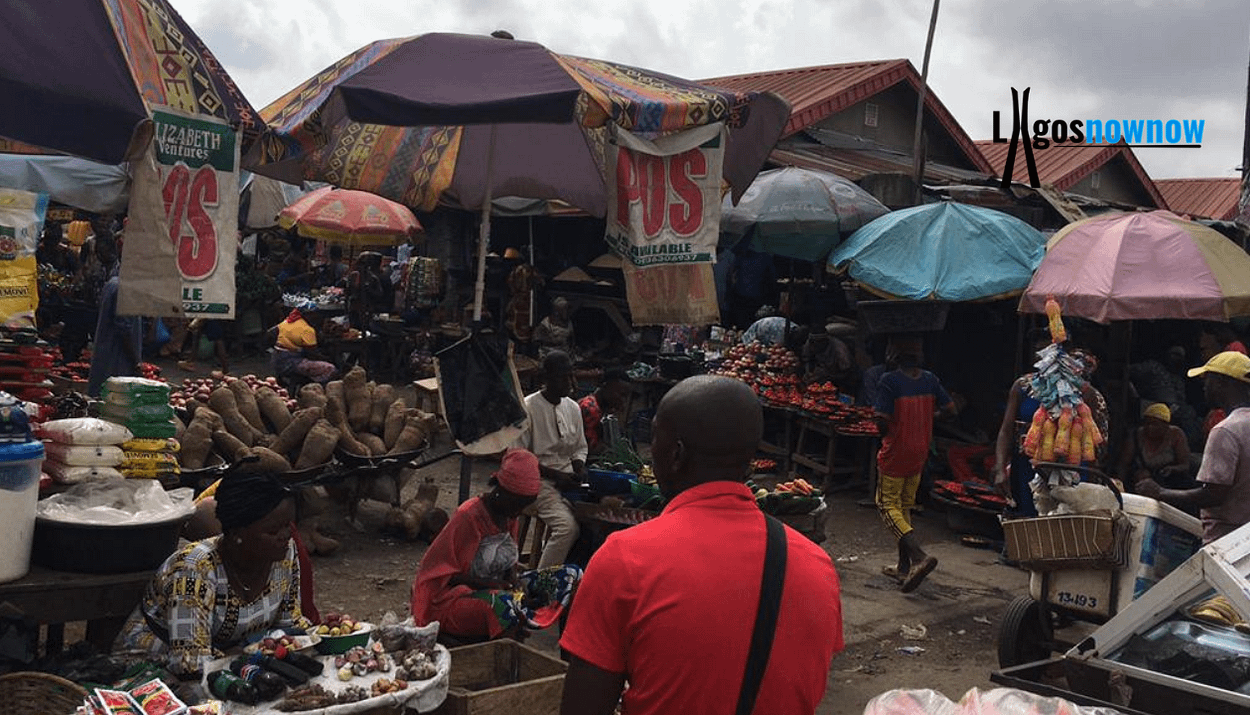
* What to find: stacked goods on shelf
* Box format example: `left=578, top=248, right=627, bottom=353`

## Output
left=99, top=377, right=178, bottom=440
left=39, top=417, right=131, bottom=484
left=1019, top=298, right=1104, bottom=466
left=176, top=366, right=437, bottom=473
left=120, top=438, right=181, bottom=482
left=0, top=328, right=55, bottom=406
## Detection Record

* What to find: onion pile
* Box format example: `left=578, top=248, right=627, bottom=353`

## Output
left=171, top=371, right=296, bottom=412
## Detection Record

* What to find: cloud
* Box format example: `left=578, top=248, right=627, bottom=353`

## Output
left=170, top=0, right=1248, bottom=178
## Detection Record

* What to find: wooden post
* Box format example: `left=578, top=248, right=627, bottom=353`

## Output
left=911, top=0, right=941, bottom=206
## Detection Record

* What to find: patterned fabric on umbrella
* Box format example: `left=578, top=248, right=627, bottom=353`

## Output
left=0, top=0, right=263, bottom=164
left=720, top=167, right=889, bottom=262
left=1020, top=210, right=1250, bottom=323
left=247, top=33, right=789, bottom=217
left=828, top=202, right=1046, bottom=302
left=278, top=187, right=422, bottom=246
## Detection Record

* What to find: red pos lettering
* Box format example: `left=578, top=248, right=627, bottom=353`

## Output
left=161, top=163, right=220, bottom=281
left=615, top=147, right=707, bottom=238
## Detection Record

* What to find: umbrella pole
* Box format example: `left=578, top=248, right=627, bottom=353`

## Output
left=461, top=126, right=498, bottom=504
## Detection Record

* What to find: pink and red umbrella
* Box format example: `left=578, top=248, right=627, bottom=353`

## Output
left=1020, top=210, right=1250, bottom=323
left=278, top=187, right=422, bottom=246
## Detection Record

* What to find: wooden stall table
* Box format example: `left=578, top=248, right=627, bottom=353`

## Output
left=0, top=566, right=153, bottom=655
left=790, top=415, right=877, bottom=493
left=758, top=403, right=795, bottom=476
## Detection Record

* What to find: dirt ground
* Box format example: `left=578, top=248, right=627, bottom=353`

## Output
left=162, top=354, right=1032, bottom=715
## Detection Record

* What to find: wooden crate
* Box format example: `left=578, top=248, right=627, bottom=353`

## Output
left=427, top=639, right=567, bottom=715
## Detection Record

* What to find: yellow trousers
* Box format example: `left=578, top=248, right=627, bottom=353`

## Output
left=876, top=470, right=920, bottom=540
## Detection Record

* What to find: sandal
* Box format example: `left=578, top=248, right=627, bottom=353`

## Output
left=901, top=556, right=938, bottom=593
left=881, top=565, right=904, bottom=582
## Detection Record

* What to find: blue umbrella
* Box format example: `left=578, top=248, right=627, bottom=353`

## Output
left=828, top=202, right=1047, bottom=301
left=720, top=167, right=889, bottom=262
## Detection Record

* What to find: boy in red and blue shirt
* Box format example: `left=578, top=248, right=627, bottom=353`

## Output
left=874, top=336, right=955, bottom=592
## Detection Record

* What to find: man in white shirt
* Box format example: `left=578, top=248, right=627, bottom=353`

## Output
left=516, top=350, right=587, bottom=568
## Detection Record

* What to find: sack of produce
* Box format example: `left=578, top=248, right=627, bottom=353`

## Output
left=39, top=417, right=133, bottom=446
left=44, top=460, right=124, bottom=484
left=43, top=442, right=124, bottom=467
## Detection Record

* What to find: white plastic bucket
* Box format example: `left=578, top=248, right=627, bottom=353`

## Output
left=0, top=440, right=46, bottom=583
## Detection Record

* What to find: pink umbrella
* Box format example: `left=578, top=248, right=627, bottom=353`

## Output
left=278, top=187, right=422, bottom=246
left=1019, top=210, right=1250, bottom=323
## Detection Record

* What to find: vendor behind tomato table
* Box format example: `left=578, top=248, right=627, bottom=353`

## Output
left=115, top=471, right=312, bottom=677
left=579, top=367, right=631, bottom=456
left=560, top=375, right=844, bottom=715
left=410, top=449, right=582, bottom=641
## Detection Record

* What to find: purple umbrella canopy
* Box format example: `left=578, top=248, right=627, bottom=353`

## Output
left=0, top=0, right=263, bottom=164
left=248, top=32, right=790, bottom=216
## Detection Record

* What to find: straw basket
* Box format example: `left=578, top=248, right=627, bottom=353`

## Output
left=0, top=672, right=88, bottom=715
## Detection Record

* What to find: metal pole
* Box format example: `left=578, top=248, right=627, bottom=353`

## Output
left=461, top=126, right=498, bottom=504
left=911, top=0, right=940, bottom=206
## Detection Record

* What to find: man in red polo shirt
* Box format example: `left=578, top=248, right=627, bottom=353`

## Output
left=560, top=376, right=844, bottom=715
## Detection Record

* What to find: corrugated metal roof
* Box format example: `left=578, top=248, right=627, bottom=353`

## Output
left=703, top=60, right=993, bottom=174
left=769, top=144, right=989, bottom=185
left=1155, top=178, right=1240, bottom=220
left=974, top=140, right=1167, bottom=208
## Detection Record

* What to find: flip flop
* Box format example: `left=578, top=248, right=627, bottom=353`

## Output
left=901, top=556, right=938, bottom=593
left=881, top=565, right=903, bottom=582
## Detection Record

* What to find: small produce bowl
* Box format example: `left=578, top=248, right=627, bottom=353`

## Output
left=314, top=623, right=374, bottom=655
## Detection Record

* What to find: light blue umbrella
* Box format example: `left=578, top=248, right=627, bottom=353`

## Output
left=828, top=201, right=1047, bottom=301
left=720, top=166, right=889, bottom=262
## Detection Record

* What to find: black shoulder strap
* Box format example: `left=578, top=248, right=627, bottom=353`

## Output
left=735, top=514, right=788, bottom=715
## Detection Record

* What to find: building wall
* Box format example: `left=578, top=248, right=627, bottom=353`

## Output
left=1065, top=156, right=1156, bottom=207
left=814, top=83, right=975, bottom=170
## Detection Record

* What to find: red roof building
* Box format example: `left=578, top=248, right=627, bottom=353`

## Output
left=704, top=60, right=993, bottom=185
left=1154, top=178, right=1240, bottom=220
left=975, top=140, right=1167, bottom=209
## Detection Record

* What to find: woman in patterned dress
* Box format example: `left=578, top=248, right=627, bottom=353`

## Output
left=115, top=472, right=310, bottom=677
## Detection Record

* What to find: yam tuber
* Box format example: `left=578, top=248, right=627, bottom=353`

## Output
left=190, top=407, right=223, bottom=433
left=369, top=384, right=397, bottom=435
left=388, top=415, right=429, bottom=455
left=357, top=433, right=386, bottom=456
left=240, top=446, right=293, bottom=474
left=383, top=400, right=408, bottom=450
left=343, top=368, right=371, bottom=433
left=208, top=387, right=262, bottom=447
left=228, top=380, right=266, bottom=432
left=270, top=407, right=323, bottom=457
left=296, top=419, right=340, bottom=469
left=256, top=386, right=293, bottom=433
left=298, top=383, right=327, bottom=410
left=325, top=380, right=346, bottom=413
left=179, top=421, right=214, bottom=470
left=211, top=428, right=250, bottom=462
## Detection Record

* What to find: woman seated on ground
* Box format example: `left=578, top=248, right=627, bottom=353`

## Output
left=410, top=449, right=581, bottom=642
left=270, top=302, right=337, bottom=385
left=1119, top=403, right=1192, bottom=490
left=115, top=472, right=311, bottom=677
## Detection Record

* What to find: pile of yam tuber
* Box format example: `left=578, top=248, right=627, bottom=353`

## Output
left=177, top=366, right=439, bottom=473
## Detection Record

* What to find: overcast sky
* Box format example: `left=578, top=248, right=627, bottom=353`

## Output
left=174, top=0, right=1249, bottom=180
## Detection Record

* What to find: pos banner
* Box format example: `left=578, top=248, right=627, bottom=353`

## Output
left=605, top=122, right=724, bottom=268
left=119, top=108, right=239, bottom=318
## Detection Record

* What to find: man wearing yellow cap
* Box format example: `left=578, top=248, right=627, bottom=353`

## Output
left=1138, top=351, right=1250, bottom=543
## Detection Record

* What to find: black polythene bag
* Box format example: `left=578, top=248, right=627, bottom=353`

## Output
left=435, top=332, right=526, bottom=445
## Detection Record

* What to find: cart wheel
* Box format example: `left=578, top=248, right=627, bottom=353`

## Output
left=997, top=596, right=1053, bottom=668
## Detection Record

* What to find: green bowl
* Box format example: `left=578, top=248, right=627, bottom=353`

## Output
left=313, top=624, right=373, bottom=655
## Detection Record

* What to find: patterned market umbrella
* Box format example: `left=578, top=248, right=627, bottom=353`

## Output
left=0, top=0, right=263, bottom=164
left=1020, top=210, right=1250, bottom=323
left=720, top=167, right=889, bottom=262
left=828, top=201, right=1047, bottom=302
left=278, top=187, right=422, bottom=246
left=247, top=32, right=789, bottom=217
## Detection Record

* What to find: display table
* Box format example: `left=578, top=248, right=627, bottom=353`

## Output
left=203, top=644, right=450, bottom=714
left=0, top=566, right=153, bottom=654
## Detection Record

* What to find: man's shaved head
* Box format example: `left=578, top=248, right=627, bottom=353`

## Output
left=651, top=376, right=763, bottom=497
